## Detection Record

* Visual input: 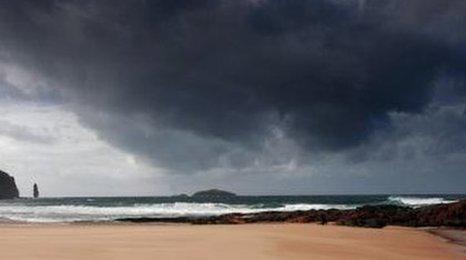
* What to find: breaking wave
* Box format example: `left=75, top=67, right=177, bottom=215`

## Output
left=387, top=196, right=458, bottom=207
left=0, top=202, right=355, bottom=223
left=0, top=194, right=462, bottom=223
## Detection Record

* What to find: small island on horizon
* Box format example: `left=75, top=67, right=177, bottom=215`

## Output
left=167, top=189, right=238, bottom=200
left=191, top=189, right=237, bottom=199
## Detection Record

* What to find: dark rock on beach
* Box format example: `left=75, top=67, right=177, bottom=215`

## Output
left=415, top=201, right=466, bottom=227
left=117, top=200, right=466, bottom=229
left=336, top=205, right=416, bottom=228
left=0, top=170, right=19, bottom=199
left=341, top=201, right=466, bottom=228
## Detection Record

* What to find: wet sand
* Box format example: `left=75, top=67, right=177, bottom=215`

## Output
left=0, top=223, right=463, bottom=260
left=430, top=228, right=466, bottom=247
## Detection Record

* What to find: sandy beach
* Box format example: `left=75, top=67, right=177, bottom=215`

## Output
left=0, top=223, right=463, bottom=260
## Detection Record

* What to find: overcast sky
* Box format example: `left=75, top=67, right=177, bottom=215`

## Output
left=0, top=0, right=465, bottom=197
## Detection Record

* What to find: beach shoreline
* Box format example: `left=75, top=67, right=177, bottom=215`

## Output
left=429, top=228, right=466, bottom=248
left=0, top=199, right=464, bottom=259
left=0, top=222, right=463, bottom=260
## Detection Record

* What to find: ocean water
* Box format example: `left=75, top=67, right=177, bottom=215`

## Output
left=0, top=194, right=463, bottom=223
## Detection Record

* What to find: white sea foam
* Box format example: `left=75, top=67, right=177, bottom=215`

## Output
left=0, top=202, right=355, bottom=223
left=387, top=196, right=458, bottom=207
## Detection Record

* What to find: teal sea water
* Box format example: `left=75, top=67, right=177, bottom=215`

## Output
left=0, top=194, right=463, bottom=223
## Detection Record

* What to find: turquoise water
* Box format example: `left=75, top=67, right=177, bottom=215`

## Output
left=0, top=194, right=463, bottom=223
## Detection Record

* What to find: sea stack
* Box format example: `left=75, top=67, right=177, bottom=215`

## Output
left=33, top=183, right=39, bottom=198
left=0, top=170, right=20, bottom=199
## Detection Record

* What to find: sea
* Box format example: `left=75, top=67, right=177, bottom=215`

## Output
left=0, top=194, right=463, bottom=223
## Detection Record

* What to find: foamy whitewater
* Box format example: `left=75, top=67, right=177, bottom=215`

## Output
left=0, top=195, right=462, bottom=223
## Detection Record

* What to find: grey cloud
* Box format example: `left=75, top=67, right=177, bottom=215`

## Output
left=0, top=120, right=56, bottom=144
left=0, top=0, right=465, bottom=175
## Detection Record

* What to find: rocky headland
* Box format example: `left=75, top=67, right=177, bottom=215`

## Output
left=0, top=170, right=19, bottom=199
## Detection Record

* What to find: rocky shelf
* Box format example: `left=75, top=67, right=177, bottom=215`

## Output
left=117, top=200, right=466, bottom=228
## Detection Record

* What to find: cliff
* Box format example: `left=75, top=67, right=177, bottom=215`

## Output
left=0, top=170, right=19, bottom=199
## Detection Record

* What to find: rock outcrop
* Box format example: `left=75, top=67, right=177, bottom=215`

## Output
left=33, top=183, right=39, bottom=198
left=191, top=189, right=237, bottom=199
left=0, top=170, right=19, bottom=199
left=117, top=200, right=466, bottom=228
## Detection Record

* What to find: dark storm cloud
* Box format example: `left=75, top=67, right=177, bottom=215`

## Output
left=0, top=0, right=465, bottom=172
left=346, top=102, right=466, bottom=164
